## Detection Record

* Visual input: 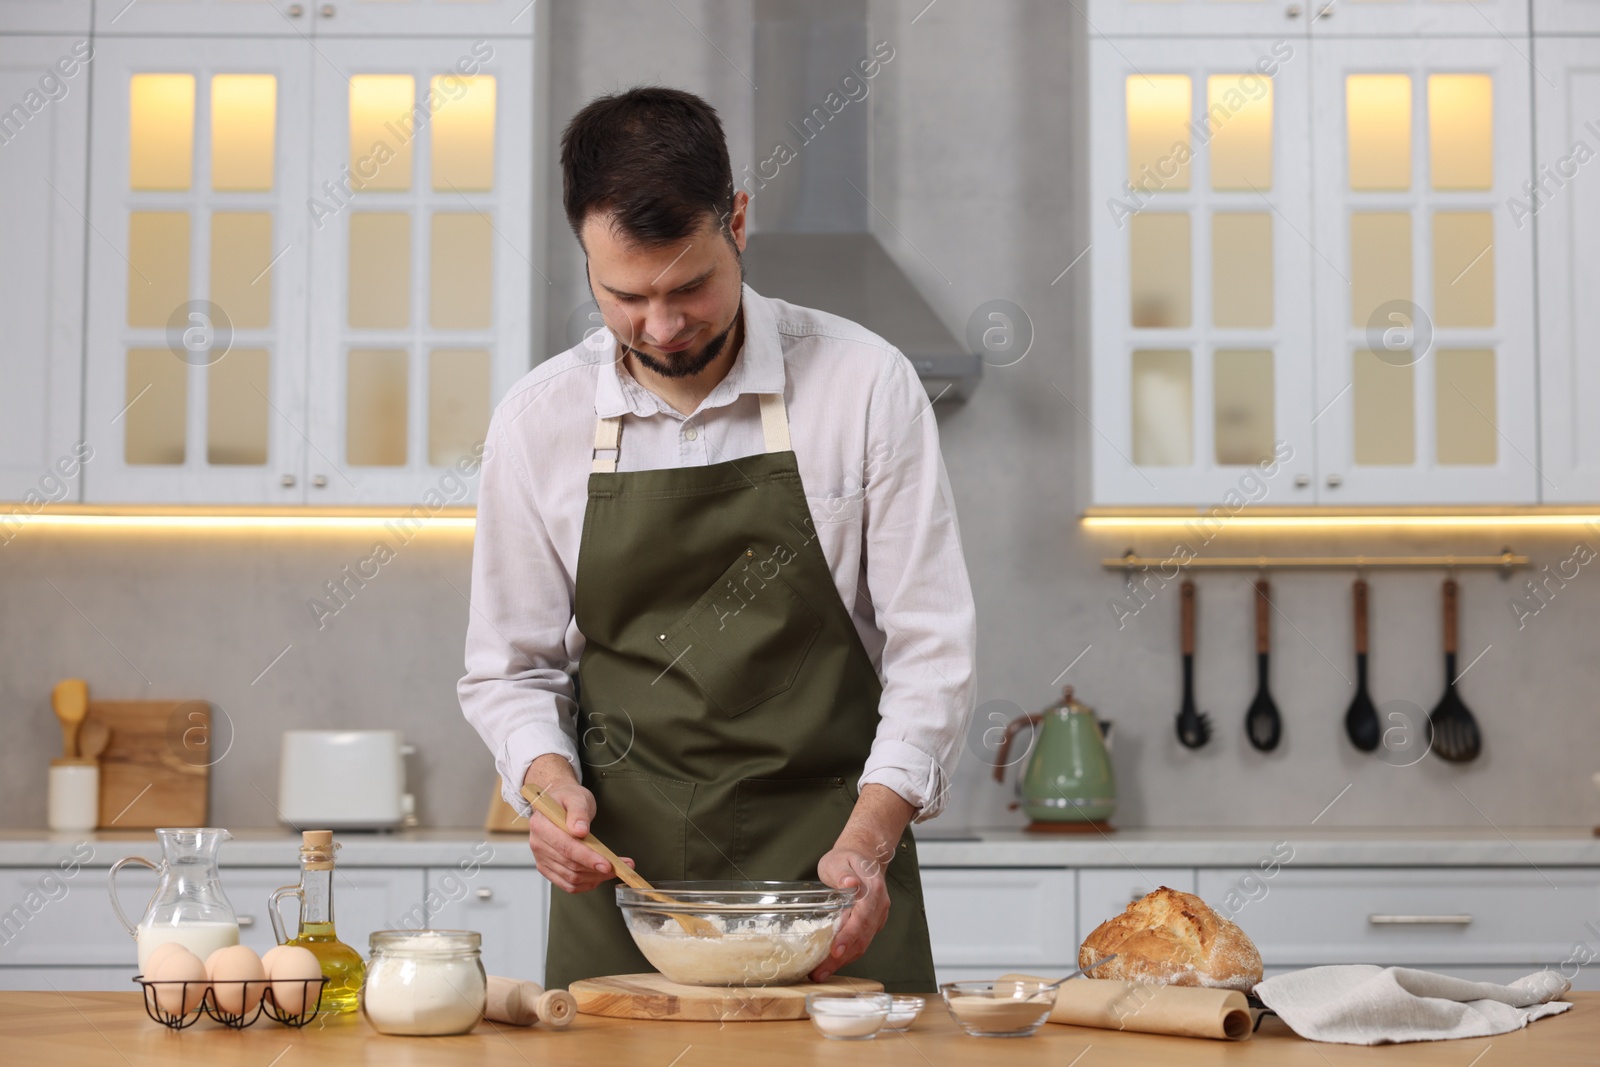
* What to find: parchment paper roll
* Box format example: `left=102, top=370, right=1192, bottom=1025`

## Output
left=999, top=975, right=1254, bottom=1041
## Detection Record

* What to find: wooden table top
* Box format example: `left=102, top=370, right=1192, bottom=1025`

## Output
left=1, top=991, right=1595, bottom=1066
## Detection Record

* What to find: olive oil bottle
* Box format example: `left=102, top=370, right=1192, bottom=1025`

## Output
left=270, top=830, right=366, bottom=1013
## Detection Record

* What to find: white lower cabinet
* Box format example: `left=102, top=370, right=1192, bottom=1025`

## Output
left=921, top=868, right=1076, bottom=983
left=1197, top=867, right=1600, bottom=990
left=225, top=867, right=426, bottom=961
left=1078, top=867, right=1198, bottom=944
left=424, top=867, right=548, bottom=985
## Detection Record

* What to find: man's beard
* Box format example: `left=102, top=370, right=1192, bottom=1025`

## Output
left=622, top=297, right=742, bottom=380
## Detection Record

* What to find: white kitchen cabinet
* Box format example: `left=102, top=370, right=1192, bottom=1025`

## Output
left=93, top=0, right=305, bottom=37
left=1308, top=37, right=1537, bottom=505
left=425, top=867, right=547, bottom=983
left=225, top=867, right=426, bottom=959
left=2, top=1, right=91, bottom=33
left=1086, top=0, right=1310, bottom=37
left=1090, top=37, right=1319, bottom=505
left=0, top=35, right=88, bottom=506
left=1196, top=867, right=1600, bottom=968
left=1078, top=867, right=1197, bottom=940
left=79, top=33, right=536, bottom=505
left=1535, top=0, right=1600, bottom=32
left=1309, top=0, right=1528, bottom=37
left=302, top=36, right=534, bottom=505
left=93, top=0, right=538, bottom=38
left=1534, top=37, right=1600, bottom=502
left=922, top=869, right=1076, bottom=977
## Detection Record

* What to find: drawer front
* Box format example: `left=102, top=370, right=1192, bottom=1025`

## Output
left=0, top=967, right=137, bottom=991
left=1197, top=868, right=1600, bottom=966
left=922, top=868, right=1074, bottom=968
left=1, top=864, right=132, bottom=966
left=1077, top=868, right=1198, bottom=949
left=226, top=868, right=426, bottom=958
left=426, top=867, right=548, bottom=983
left=1264, top=964, right=1600, bottom=992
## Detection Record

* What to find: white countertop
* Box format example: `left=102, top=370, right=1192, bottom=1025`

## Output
left=2, top=826, right=1598, bottom=868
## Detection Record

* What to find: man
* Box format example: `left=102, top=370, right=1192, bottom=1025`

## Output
left=459, top=87, right=975, bottom=994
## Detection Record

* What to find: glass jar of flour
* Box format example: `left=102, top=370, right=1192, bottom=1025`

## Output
left=361, top=930, right=486, bottom=1036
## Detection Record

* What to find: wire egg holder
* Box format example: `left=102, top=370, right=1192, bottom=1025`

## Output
left=134, top=975, right=330, bottom=1030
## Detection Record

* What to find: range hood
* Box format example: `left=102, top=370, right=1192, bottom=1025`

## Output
left=740, top=0, right=980, bottom=402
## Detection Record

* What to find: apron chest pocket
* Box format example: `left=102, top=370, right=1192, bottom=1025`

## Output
left=660, top=546, right=823, bottom=717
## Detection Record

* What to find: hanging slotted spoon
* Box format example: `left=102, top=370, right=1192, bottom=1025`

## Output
left=1175, top=580, right=1211, bottom=749
left=1428, top=579, right=1482, bottom=763
left=1245, top=579, right=1282, bottom=752
left=1344, top=579, right=1380, bottom=752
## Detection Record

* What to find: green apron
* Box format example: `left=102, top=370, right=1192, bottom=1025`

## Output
left=543, top=390, right=937, bottom=994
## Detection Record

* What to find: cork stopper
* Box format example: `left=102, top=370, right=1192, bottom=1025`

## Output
left=301, top=829, right=337, bottom=870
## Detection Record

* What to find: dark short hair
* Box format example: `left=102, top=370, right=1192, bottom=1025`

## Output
left=560, top=87, right=734, bottom=248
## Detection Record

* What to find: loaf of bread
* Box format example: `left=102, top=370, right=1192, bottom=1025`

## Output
left=1078, top=886, right=1263, bottom=992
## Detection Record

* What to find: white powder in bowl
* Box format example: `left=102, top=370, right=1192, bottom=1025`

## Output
left=630, top=914, right=836, bottom=986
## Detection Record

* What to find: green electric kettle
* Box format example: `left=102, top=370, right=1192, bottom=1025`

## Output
left=993, top=687, right=1116, bottom=832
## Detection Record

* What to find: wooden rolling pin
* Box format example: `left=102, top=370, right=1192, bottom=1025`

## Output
left=486, top=976, right=576, bottom=1028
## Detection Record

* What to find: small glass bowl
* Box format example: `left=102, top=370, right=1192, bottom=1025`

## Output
left=805, top=992, right=891, bottom=1040
left=940, top=980, right=1057, bottom=1038
left=886, top=994, right=925, bottom=1029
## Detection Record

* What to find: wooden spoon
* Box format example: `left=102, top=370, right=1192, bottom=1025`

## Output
left=51, top=679, right=89, bottom=759
left=79, top=719, right=111, bottom=762
left=521, top=784, right=721, bottom=937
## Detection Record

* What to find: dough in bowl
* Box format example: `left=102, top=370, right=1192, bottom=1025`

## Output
left=1079, top=886, right=1263, bottom=992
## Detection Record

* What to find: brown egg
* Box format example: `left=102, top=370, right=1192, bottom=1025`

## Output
left=143, top=941, right=185, bottom=978
left=265, top=945, right=322, bottom=1016
left=206, top=944, right=267, bottom=1015
left=148, top=946, right=208, bottom=1017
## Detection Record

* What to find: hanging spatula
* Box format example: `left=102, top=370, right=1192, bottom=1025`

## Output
left=1344, top=579, right=1380, bottom=752
left=1245, top=580, right=1282, bottom=752
left=1428, top=579, right=1482, bottom=763
left=1175, top=580, right=1211, bottom=749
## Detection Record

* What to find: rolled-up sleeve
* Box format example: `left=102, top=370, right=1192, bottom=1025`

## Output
left=854, top=351, right=977, bottom=822
left=458, top=403, right=583, bottom=816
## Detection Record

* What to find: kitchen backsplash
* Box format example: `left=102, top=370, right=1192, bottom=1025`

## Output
left=3, top=0, right=1597, bottom=831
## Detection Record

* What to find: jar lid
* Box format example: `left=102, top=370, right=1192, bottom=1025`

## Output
left=369, top=929, right=482, bottom=954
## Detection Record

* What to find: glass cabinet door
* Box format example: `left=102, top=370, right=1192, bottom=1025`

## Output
left=1309, top=38, right=1536, bottom=505
left=1086, top=0, right=1309, bottom=36
left=1534, top=37, right=1600, bottom=501
left=82, top=38, right=311, bottom=503
left=1090, top=37, right=1317, bottom=505
left=304, top=37, right=533, bottom=505
left=0, top=35, right=89, bottom=502
left=314, top=0, right=540, bottom=37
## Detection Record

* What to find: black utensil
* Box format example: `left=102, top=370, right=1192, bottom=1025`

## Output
left=1344, top=579, right=1380, bottom=752
left=1176, top=580, right=1211, bottom=749
left=1245, top=579, right=1282, bottom=752
left=1428, top=578, right=1482, bottom=763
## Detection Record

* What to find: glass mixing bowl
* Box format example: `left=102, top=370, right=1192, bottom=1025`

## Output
left=616, top=881, right=856, bottom=986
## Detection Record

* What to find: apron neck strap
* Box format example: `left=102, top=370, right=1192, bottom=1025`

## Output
left=591, top=393, right=790, bottom=474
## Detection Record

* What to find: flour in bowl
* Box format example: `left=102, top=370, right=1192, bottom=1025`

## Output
left=629, top=914, right=836, bottom=986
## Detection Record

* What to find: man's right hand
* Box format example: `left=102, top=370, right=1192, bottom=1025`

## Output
left=523, top=754, right=635, bottom=894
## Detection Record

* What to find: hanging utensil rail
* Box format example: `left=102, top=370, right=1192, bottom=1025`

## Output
left=1102, top=551, right=1529, bottom=572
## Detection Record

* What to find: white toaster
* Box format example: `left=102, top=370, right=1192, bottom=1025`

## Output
left=277, top=730, right=416, bottom=830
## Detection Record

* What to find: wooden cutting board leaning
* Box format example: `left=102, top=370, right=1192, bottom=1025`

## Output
left=86, top=700, right=211, bottom=828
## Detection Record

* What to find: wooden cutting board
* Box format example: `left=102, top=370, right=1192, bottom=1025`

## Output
left=570, top=972, right=884, bottom=1021
left=86, top=701, right=210, bottom=829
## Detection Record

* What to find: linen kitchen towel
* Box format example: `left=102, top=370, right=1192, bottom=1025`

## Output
left=1254, top=966, right=1571, bottom=1045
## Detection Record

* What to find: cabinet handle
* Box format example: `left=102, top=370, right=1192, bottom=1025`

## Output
left=320, top=3, right=335, bottom=15
left=1285, top=3, right=1301, bottom=15
left=286, top=3, right=304, bottom=15
left=281, top=474, right=297, bottom=488
left=1326, top=474, right=1343, bottom=489
left=475, top=887, right=494, bottom=902
left=1368, top=914, right=1473, bottom=925
left=1293, top=474, right=1310, bottom=488
left=312, top=474, right=328, bottom=488
left=237, top=915, right=256, bottom=928
left=1316, top=3, right=1334, bottom=16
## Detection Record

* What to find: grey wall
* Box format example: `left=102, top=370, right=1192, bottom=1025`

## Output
left=3, top=0, right=1597, bottom=832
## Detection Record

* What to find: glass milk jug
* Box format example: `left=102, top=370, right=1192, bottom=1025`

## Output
left=109, top=828, right=240, bottom=973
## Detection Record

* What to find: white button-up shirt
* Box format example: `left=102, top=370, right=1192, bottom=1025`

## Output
left=458, top=284, right=977, bottom=822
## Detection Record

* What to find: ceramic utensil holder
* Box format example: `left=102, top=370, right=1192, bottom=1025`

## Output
left=48, top=759, right=99, bottom=831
